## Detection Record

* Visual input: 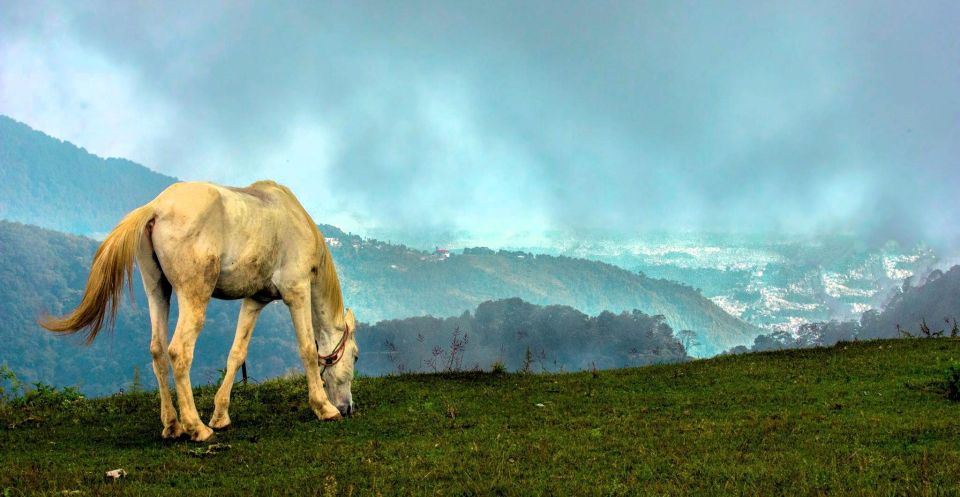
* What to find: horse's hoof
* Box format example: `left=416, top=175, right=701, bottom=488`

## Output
left=209, top=413, right=231, bottom=430
left=161, top=422, right=185, bottom=439
left=318, top=402, right=342, bottom=421
left=190, top=425, right=216, bottom=443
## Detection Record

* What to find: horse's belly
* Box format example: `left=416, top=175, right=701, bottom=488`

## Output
left=213, top=265, right=279, bottom=301
left=212, top=285, right=280, bottom=302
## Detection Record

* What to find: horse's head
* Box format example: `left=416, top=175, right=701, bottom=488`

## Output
left=321, top=308, right=358, bottom=416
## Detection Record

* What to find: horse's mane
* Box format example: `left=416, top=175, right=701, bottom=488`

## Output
left=316, top=238, right=346, bottom=327
left=250, top=180, right=346, bottom=328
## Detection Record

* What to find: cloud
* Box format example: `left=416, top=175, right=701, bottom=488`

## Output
left=0, top=0, right=958, bottom=248
left=0, top=36, right=175, bottom=165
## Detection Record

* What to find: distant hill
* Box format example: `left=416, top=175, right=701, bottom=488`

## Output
left=861, top=266, right=960, bottom=339
left=323, top=226, right=760, bottom=354
left=0, top=116, right=176, bottom=236
left=736, top=265, right=960, bottom=352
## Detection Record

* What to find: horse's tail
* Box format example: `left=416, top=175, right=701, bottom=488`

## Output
left=39, top=203, right=156, bottom=344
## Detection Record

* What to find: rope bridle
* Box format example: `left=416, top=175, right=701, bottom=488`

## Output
left=316, top=321, right=352, bottom=375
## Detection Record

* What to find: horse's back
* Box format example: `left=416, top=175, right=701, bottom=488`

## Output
left=148, top=180, right=319, bottom=300
left=151, top=180, right=303, bottom=239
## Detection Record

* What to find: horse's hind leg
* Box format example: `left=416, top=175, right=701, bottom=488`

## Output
left=168, top=289, right=215, bottom=442
left=137, top=248, right=183, bottom=439
left=210, top=298, right=266, bottom=429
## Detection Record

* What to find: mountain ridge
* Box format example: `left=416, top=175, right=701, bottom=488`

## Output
left=0, top=115, right=177, bottom=236
left=0, top=116, right=762, bottom=394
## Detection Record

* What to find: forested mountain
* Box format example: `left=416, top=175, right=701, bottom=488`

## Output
left=0, top=220, right=691, bottom=394
left=733, top=265, right=960, bottom=352
left=0, top=116, right=176, bottom=236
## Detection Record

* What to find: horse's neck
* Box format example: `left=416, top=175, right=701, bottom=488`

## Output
left=311, top=280, right=344, bottom=341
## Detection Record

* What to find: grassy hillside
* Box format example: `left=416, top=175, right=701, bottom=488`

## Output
left=3, top=338, right=960, bottom=495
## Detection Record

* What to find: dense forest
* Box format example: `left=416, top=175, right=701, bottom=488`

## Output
left=360, top=298, right=689, bottom=375
left=729, top=265, right=960, bottom=353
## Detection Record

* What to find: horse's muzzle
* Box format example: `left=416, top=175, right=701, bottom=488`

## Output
left=337, top=401, right=356, bottom=417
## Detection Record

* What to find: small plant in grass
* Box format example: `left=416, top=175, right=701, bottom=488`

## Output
left=424, top=345, right=445, bottom=373
left=21, top=382, right=84, bottom=409
left=897, top=324, right=913, bottom=338
left=0, top=365, right=23, bottom=405
left=920, top=318, right=945, bottom=338
left=519, top=347, right=534, bottom=374
left=130, top=366, right=143, bottom=394
left=1, top=366, right=84, bottom=412
left=444, top=327, right=469, bottom=372
left=384, top=339, right=407, bottom=374
left=420, top=326, right=472, bottom=373
left=897, top=319, right=960, bottom=340
left=490, top=360, right=507, bottom=374
left=946, top=364, right=960, bottom=401
left=215, top=367, right=228, bottom=386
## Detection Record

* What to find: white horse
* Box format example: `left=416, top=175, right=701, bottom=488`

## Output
left=41, top=180, right=358, bottom=442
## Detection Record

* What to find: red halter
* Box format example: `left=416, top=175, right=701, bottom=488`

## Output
left=316, top=321, right=352, bottom=373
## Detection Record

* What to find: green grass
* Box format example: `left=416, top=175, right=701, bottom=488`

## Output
left=4, top=338, right=960, bottom=496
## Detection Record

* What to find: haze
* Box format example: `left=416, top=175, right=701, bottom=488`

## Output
left=1, top=1, right=958, bottom=249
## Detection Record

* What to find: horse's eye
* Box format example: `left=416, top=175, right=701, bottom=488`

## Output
left=354, top=356, right=359, bottom=364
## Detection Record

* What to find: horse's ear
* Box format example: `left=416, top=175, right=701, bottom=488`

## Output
left=345, top=308, right=356, bottom=332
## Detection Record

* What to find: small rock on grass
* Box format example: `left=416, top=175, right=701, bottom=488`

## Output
left=105, top=468, right=127, bottom=480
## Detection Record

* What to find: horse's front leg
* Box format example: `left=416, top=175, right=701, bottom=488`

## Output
left=284, top=285, right=341, bottom=421
left=168, top=293, right=215, bottom=442
left=210, top=298, right=266, bottom=429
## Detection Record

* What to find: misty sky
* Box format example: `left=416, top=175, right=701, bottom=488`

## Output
left=1, top=1, right=958, bottom=247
